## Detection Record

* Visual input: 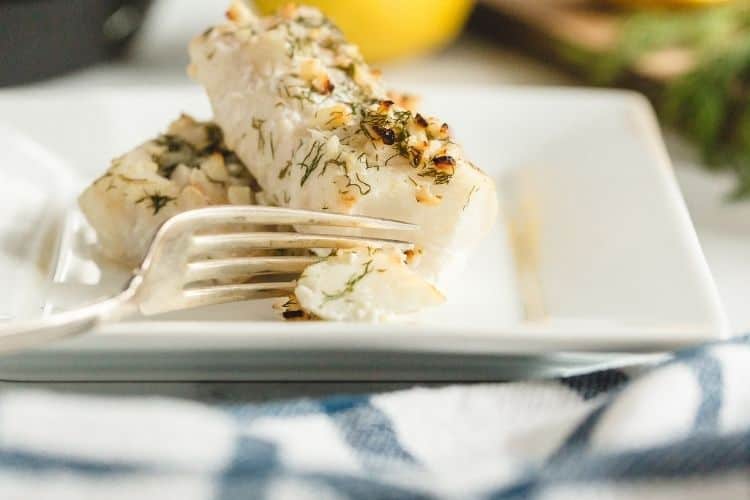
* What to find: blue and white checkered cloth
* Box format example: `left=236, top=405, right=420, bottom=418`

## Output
left=0, top=336, right=748, bottom=499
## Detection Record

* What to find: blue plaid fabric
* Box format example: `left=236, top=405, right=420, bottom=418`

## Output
left=0, top=336, right=747, bottom=499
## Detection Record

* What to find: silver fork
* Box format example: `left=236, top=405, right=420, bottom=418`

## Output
left=0, top=206, right=415, bottom=353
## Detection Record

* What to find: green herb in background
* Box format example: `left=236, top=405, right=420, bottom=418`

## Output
left=558, top=3, right=750, bottom=198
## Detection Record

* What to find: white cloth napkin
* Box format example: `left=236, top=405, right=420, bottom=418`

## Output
left=0, top=336, right=747, bottom=499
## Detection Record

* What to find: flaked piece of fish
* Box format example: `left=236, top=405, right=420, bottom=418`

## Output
left=79, top=114, right=256, bottom=266
left=189, top=1, right=498, bottom=289
left=294, top=248, right=444, bottom=322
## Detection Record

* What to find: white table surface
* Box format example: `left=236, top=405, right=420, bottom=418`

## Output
left=13, top=0, right=750, bottom=340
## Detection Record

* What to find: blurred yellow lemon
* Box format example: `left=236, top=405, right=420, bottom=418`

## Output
left=253, top=0, right=475, bottom=62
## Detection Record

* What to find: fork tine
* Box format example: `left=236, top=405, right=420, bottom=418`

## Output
left=173, top=206, right=417, bottom=232
left=181, top=281, right=297, bottom=309
left=186, top=256, right=321, bottom=282
left=190, top=232, right=413, bottom=255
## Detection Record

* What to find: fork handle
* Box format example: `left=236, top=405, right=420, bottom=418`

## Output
left=0, top=287, right=137, bottom=354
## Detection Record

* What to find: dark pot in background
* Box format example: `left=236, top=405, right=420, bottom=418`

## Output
left=0, top=0, right=152, bottom=87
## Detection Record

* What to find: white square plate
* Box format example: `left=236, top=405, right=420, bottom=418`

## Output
left=0, top=85, right=727, bottom=381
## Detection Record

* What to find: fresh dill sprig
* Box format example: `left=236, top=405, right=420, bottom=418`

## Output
left=154, top=134, right=199, bottom=178
left=358, top=107, right=413, bottom=160
left=418, top=167, right=453, bottom=185
left=320, top=154, right=346, bottom=177
left=356, top=151, right=380, bottom=171
left=136, top=192, right=176, bottom=215
left=556, top=3, right=750, bottom=199
left=282, top=83, right=316, bottom=104
left=344, top=173, right=372, bottom=195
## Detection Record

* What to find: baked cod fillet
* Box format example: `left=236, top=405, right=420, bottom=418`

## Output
left=188, top=1, right=498, bottom=288
left=79, top=114, right=255, bottom=266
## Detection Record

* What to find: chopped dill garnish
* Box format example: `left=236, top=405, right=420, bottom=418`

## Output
left=279, top=160, right=292, bottom=179
left=320, top=154, right=346, bottom=177
left=351, top=173, right=372, bottom=195
left=136, top=192, right=176, bottom=215
left=293, top=138, right=304, bottom=156
left=298, top=140, right=326, bottom=187
left=339, top=62, right=357, bottom=78
left=205, top=174, right=226, bottom=186
left=463, top=185, right=478, bottom=211
left=325, top=110, right=347, bottom=127
left=152, top=125, right=250, bottom=182
left=286, top=34, right=305, bottom=58
left=154, top=134, right=199, bottom=178
left=269, top=131, right=276, bottom=159
left=358, top=107, right=413, bottom=161
left=295, top=14, right=338, bottom=31
left=282, top=84, right=315, bottom=104
left=235, top=25, right=256, bottom=36
left=323, top=259, right=373, bottom=302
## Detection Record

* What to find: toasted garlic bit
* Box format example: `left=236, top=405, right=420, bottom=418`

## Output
left=300, top=58, right=334, bottom=94
left=426, top=117, right=450, bottom=140
left=228, top=185, right=252, bottom=204
left=316, top=103, right=352, bottom=129
left=387, top=90, right=421, bottom=111
left=432, top=155, right=456, bottom=173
